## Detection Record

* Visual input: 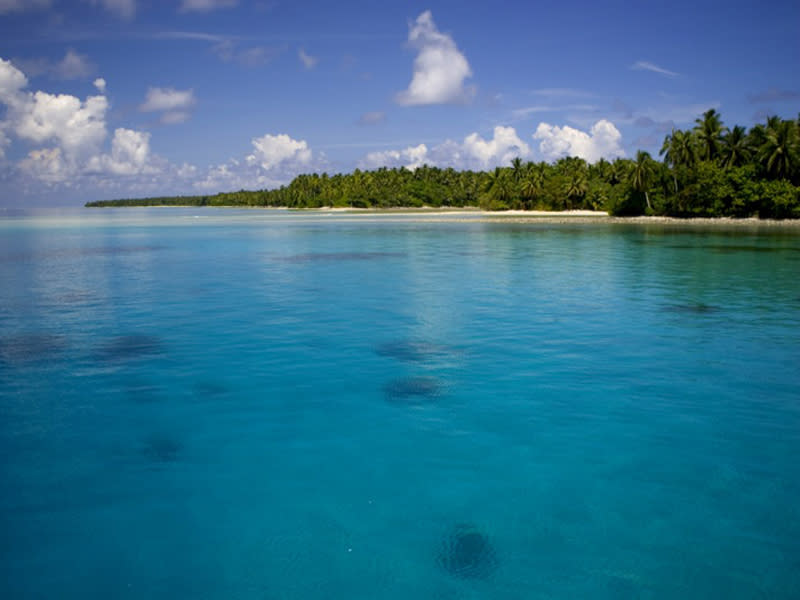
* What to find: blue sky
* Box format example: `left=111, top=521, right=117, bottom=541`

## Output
left=0, top=0, right=798, bottom=206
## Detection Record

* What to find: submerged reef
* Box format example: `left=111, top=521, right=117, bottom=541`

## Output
left=96, top=334, right=163, bottom=362
left=662, top=303, right=719, bottom=314
left=437, top=524, right=498, bottom=579
left=375, top=339, right=453, bottom=363
left=142, top=434, right=181, bottom=463
left=382, top=376, right=443, bottom=405
left=0, top=332, right=66, bottom=365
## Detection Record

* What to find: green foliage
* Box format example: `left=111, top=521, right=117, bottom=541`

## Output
left=86, top=112, right=800, bottom=220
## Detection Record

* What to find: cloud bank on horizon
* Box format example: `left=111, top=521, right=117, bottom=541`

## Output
left=0, top=0, right=797, bottom=204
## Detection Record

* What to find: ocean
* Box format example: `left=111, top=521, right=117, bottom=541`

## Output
left=1, top=208, right=799, bottom=598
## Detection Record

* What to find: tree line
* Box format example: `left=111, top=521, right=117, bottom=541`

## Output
left=87, top=110, right=800, bottom=219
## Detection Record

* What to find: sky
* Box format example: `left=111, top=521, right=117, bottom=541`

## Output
left=0, top=0, right=798, bottom=206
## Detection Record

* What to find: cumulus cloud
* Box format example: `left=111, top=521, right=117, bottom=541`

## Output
left=93, top=78, right=106, bottom=93
left=533, top=119, right=624, bottom=162
left=140, top=87, right=195, bottom=112
left=298, top=48, right=318, bottom=70
left=19, top=147, right=71, bottom=184
left=88, top=0, right=136, bottom=19
left=2, top=57, right=109, bottom=177
left=0, top=57, right=28, bottom=103
left=14, top=91, right=109, bottom=158
left=139, top=87, right=196, bottom=124
left=630, top=60, right=678, bottom=77
left=180, top=0, right=237, bottom=12
left=194, top=132, right=322, bottom=192
left=0, top=0, right=50, bottom=14
left=246, top=133, right=312, bottom=170
left=396, top=10, right=474, bottom=106
left=459, top=126, right=530, bottom=167
left=87, top=128, right=153, bottom=175
left=1, top=58, right=163, bottom=188
left=360, top=126, right=529, bottom=171
left=361, top=143, right=429, bottom=170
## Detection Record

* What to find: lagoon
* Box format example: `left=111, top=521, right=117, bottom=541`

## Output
left=1, top=208, right=799, bottom=598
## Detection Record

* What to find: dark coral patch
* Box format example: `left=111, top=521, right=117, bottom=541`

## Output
left=437, top=524, right=498, bottom=579
left=0, top=333, right=67, bottom=365
left=142, top=434, right=181, bottom=463
left=382, top=376, right=443, bottom=405
left=662, top=303, right=719, bottom=314
left=96, top=334, right=163, bottom=362
left=375, top=340, right=452, bottom=363
left=193, top=380, right=229, bottom=397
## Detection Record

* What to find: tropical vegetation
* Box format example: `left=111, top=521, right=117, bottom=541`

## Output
left=87, top=111, right=800, bottom=219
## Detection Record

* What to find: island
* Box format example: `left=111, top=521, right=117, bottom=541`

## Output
left=87, top=111, right=800, bottom=220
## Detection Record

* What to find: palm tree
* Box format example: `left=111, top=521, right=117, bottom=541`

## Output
left=630, top=150, right=656, bottom=210
left=563, top=172, right=588, bottom=210
left=519, top=163, right=545, bottom=208
left=758, top=118, right=799, bottom=180
left=660, top=129, right=681, bottom=192
left=610, top=158, right=632, bottom=185
left=719, top=125, right=751, bottom=169
left=484, top=167, right=514, bottom=204
left=510, top=157, right=524, bottom=182
left=694, top=108, right=725, bottom=161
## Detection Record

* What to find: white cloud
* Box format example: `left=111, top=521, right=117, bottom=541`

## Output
left=460, top=126, right=530, bottom=167
left=396, top=10, right=474, bottom=106
left=88, top=0, right=135, bottom=19
left=0, top=58, right=159, bottom=186
left=246, top=133, right=312, bottom=170
left=630, top=61, right=678, bottom=78
left=360, top=126, right=529, bottom=171
left=180, top=0, right=237, bottom=12
left=139, top=87, right=196, bottom=112
left=195, top=132, right=323, bottom=193
left=2, top=58, right=108, bottom=182
left=0, top=57, right=28, bottom=103
left=298, top=48, right=318, bottom=70
left=360, top=143, right=429, bottom=170
left=533, top=119, right=624, bottom=163
left=19, top=147, right=71, bottom=184
left=14, top=91, right=109, bottom=158
left=87, top=128, right=153, bottom=175
left=93, top=78, right=106, bottom=93
left=0, top=0, right=50, bottom=14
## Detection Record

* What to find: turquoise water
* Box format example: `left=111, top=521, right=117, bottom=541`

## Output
left=1, top=208, right=799, bottom=599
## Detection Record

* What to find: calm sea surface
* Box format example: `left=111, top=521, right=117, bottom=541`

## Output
left=1, top=208, right=799, bottom=599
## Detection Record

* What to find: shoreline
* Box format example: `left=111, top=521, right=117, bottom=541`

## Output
left=79, top=205, right=800, bottom=226
left=298, top=207, right=800, bottom=226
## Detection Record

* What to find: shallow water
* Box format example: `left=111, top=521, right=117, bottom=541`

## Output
left=1, top=208, right=799, bottom=598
